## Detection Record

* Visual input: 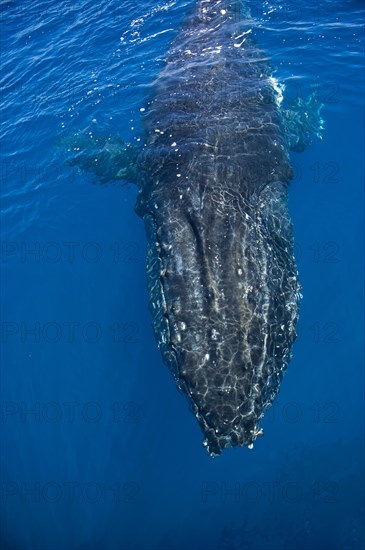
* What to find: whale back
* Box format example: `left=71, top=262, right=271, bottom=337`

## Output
left=136, top=0, right=292, bottom=215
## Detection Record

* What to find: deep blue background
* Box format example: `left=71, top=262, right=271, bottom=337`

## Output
left=1, top=1, right=364, bottom=549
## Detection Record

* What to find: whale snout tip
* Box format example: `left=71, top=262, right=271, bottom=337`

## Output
left=197, top=406, right=265, bottom=456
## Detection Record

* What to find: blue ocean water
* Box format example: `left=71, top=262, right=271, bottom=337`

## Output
left=0, top=0, right=364, bottom=548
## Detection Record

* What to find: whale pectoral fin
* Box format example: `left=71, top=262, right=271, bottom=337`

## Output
left=282, top=92, right=324, bottom=152
left=60, top=133, right=140, bottom=185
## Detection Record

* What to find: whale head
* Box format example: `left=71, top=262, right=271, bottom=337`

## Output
left=141, top=176, right=300, bottom=455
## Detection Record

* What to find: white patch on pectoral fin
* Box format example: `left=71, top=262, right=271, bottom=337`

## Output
left=282, top=92, right=324, bottom=152
left=61, top=133, right=141, bottom=184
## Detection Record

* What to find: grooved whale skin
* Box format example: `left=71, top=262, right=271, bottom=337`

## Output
left=135, top=0, right=301, bottom=455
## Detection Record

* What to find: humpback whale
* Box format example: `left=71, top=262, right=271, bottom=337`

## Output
left=65, top=0, right=323, bottom=455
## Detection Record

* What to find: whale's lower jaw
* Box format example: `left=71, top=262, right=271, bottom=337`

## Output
left=140, top=180, right=300, bottom=455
